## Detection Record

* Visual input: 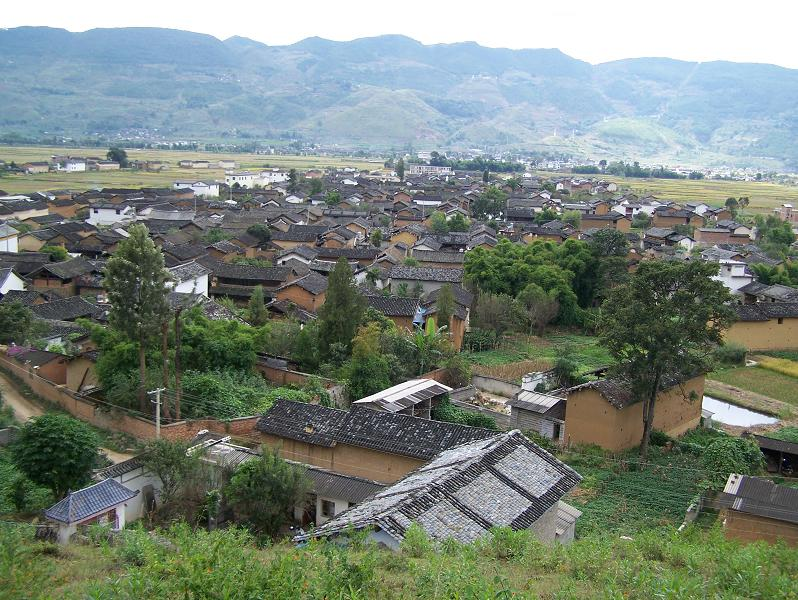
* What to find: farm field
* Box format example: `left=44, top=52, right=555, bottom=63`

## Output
left=708, top=365, right=798, bottom=407
left=534, top=170, right=798, bottom=211
left=0, top=145, right=379, bottom=194
left=466, top=333, right=612, bottom=381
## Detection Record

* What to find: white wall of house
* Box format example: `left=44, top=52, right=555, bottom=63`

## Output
left=63, top=161, right=87, bottom=172
left=260, top=170, right=289, bottom=184
left=713, top=260, right=754, bottom=293
left=87, top=206, right=135, bottom=226
left=225, top=172, right=257, bottom=188
left=0, top=234, right=18, bottom=253
left=173, top=181, right=219, bottom=198
left=0, top=271, right=25, bottom=295
left=170, top=274, right=209, bottom=297
left=316, top=496, right=352, bottom=525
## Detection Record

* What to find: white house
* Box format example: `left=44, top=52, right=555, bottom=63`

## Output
left=168, top=261, right=210, bottom=297
left=225, top=171, right=259, bottom=188
left=0, top=268, right=25, bottom=296
left=87, top=204, right=136, bottom=226
left=60, top=158, right=87, bottom=172
left=0, top=223, right=19, bottom=252
left=44, top=479, right=139, bottom=544
left=702, top=249, right=755, bottom=293
left=260, top=169, right=289, bottom=184
left=173, top=180, right=220, bottom=198
left=96, top=456, right=163, bottom=524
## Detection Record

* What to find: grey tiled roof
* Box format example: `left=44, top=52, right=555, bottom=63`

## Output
left=316, top=247, right=380, bottom=261
left=34, top=256, right=98, bottom=280
left=279, top=271, right=328, bottom=295
left=295, top=430, right=582, bottom=545
left=411, top=250, right=465, bottom=264
left=733, top=302, right=798, bottom=322
left=256, top=401, right=495, bottom=459
left=31, top=296, right=106, bottom=321
left=168, top=260, right=211, bottom=283
left=365, top=295, right=419, bottom=317
left=388, top=266, right=464, bottom=283
left=304, top=465, right=385, bottom=503
left=44, top=478, right=138, bottom=524
left=567, top=372, right=698, bottom=409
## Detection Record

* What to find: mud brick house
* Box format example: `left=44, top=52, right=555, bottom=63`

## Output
left=364, top=295, right=420, bottom=330
left=28, top=256, right=102, bottom=296
left=273, top=271, right=329, bottom=313
left=725, top=303, right=798, bottom=350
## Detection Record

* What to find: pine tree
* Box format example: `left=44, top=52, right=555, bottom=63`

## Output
left=103, top=224, right=170, bottom=412
left=396, top=158, right=405, bottom=181
left=248, top=285, right=269, bottom=326
left=317, top=258, right=365, bottom=359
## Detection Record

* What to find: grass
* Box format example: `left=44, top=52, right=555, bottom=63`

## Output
left=708, top=366, right=798, bottom=407
left=754, top=355, right=798, bottom=379
left=466, top=332, right=612, bottom=380
left=0, top=145, right=378, bottom=194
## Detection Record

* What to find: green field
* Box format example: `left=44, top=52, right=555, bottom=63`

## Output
left=708, top=366, right=798, bottom=406
left=0, top=145, right=379, bottom=194
left=466, top=333, right=612, bottom=381
left=534, top=170, right=798, bottom=212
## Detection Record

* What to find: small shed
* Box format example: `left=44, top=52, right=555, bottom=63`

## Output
left=753, top=434, right=797, bottom=475
left=352, top=378, right=453, bottom=419
left=44, top=479, right=139, bottom=544
left=508, top=391, right=566, bottom=443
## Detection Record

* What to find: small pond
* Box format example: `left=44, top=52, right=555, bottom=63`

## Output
left=702, top=396, right=778, bottom=427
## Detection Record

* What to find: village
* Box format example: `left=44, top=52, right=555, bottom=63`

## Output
left=0, top=149, right=797, bottom=597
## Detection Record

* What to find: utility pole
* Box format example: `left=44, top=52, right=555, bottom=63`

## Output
left=148, top=387, right=166, bottom=439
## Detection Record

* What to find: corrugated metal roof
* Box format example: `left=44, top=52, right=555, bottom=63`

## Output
left=510, top=391, right=562, bottom=413
left=353, top=379, right=453, bottom=411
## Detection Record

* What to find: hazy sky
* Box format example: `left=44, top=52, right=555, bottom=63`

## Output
left=5, top=0, right=798, bottom=69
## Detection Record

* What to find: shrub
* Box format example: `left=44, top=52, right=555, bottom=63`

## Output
left=463, top=328, right=498, bottom=352
left=768, top=426, right=798, bottom=443
left=444, top=354, right=472, bottom=388
left=523, top=430, right=557, bottom=452
left=713, top=342, right=747, bottom=367
left=431, top=396, right=498, bottom=430
left=400, top=522, right=432, bottom=557
left=649, top=430, right=672, bottom=447
left=702, top=436, right=765, bottom=489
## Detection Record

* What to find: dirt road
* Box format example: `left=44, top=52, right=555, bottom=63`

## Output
left=0, top=372, right=134, bottom=464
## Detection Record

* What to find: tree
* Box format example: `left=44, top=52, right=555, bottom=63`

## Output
left=225, top=448, right=310, bottom=536
left=106, top=147, right=129, bottom=168
left=370, top=229, right=383, bottom=247
left=472, top=291, right=515, bottom=335
left=534, top=208, right=560, bottom=225
left=141, top=439, right=202, bottom=505
left=347, top=323, right=391, bottom=400
left=600, top=260, right=735, bottom=458
left=435, top=284, right=456, bottom=331
left=471, top=186, right=507, bottom=220
left=309, top=178, right=323, bottom=195
left=447, top=213, right=470, bottom=232
left=40, top=245, right=68, bottom=262
left=702, top=436, right=765, bottom=490
left=411, top=281, right=424, bottom=298
left=325, top=191, right=341, bottom=206
left=396, top=157, right=405, bottom=181
left=632, top=213, right=652, bottom=229
left=589, top=229, right=629, bottom=258
left=429, top=211, right=449, bottom=234
left=516, top=283, right=559, bottom=335
left=287, top=168, right=299, bottom=193
left=482, top=170, right=489, bottom=183
left=247, top=285, right=269, bottom=326
left=561, top=210, right=581, bottom=229
left=14, top=414, right=99, bottom=498
left=104, top=223, right=171, bottom=411
left=317, top=258, right=365, bottom=359
left=0, top=301, right=40, bottom=344
left=246, top=224, right=271, bottom=246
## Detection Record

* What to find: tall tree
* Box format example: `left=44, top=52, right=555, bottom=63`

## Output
left=600, top=261, right=735, bottom=458
left=396, top=157, right=405, bottom=181
left=14, top=414, right=99, bottom=498
left=103, top=224, right=170, bottom=411
left=141, top=439, right=201, bottom=505
left=516, top=283, right=559, bottom=335
left=0, top=301, right=41, bottom=344
left=589, top=229, right=629, bottom=258
left=247, top=285, right=269, bottom=326
left=317, top=258, right=365, bottom=359
left=287, top=168, right=299, bottom=193
left=429, top=211, right=449, bottom=234
left=435, top=284, right=456, bottom=331
left=309, top=178, right=323, bottom=195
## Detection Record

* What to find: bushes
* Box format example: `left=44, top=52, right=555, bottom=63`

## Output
left=431, top=396, right=498, bottom=430
left=463, top=328, right=498, bottom=352
left=713, top=342, right=747, bottom=367
left=701, top=436, right=765, bottom=490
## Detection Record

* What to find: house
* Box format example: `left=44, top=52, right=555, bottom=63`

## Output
left=421, top=284, right=472, bottom=351
left=206, top=261, right=291, bottom=304
left=388, top=266, right=464, bottom=295
left=23, top=162, right=50, bottom=174
left=0, top=223, right=19, bottom=252
left=294, top=430, right=582, bottom=548
left=0, top=268, right=25, bottom=296
left=508, top=391, right=566, bottom=444
left=725, top=303, right=798, bottom=351
left=27, top=257, right=102, bottom=296
left=753, top=433, right=798, bottom=474
left=564, top=374, right=705, bottom=452
left=738, top=282, right=798, bottom=304
left=6, top=347, right=69, bottom=383
left=168, top=261, right=210, bottom=297
left=652, top=208, right=703, bottom=229
left=316, top=247, right=380, bottom=267
left=225, top=171, right=258, bottom=188
left=273, top=271, right=328, bottom=313
left=352, top=379, right=453, bottom=418
left=173, top=180, right=219, bottom=198
left=701, top=248, right=755, bottom=293
left=94, top=456, right=162, bottom=523
left=31, top=296, right=106, bottom=323
left=66, top=350, right=99, bottom=392
left=716, top=474, right=798, bottom=547
left=410, top=250, right=465, bottom=269
left=643, top=227, right=695, bottom=252
left=86, top=204, right=135, bottom=226
left=43, top=478, right=139, bottom=544
left=255, top=400, right=496, bottom=483
left=580, top=213, right=631, bottom=232
left=694, top=228, right=751, bottom=245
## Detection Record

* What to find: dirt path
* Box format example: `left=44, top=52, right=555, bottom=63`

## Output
left=705, top=379, right=797, bottom=435
left=0, top=372, right=134, bottom=464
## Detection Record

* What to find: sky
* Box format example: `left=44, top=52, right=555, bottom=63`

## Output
left=4, top=0, right=798, bottom=69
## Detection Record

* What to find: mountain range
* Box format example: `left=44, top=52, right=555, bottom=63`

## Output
left=2, top=26, right=798, bottom=168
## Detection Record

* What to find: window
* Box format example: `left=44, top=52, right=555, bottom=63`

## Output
left=321, top=499, right=336, bottom=518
